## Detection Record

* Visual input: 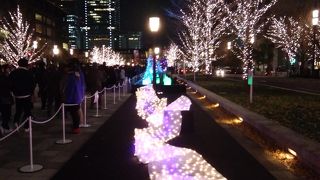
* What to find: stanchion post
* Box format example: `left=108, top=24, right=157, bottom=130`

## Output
left=122, top=81, right=125, bottom=96
left=103, top=87, right=107, bottom=109
left=56, top=103, right=72, bottom=144
left=81, top=98, right=90, bottom=127
left=118, top=83, right=121, bottom=100
left=92, top=92, right=102, bottom=117
left=19, top=116, right=43, bottom=173
left=113, top=85, right=116, bottom=104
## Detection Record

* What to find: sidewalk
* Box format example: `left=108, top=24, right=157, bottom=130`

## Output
left=0, top=91, right=131, bottom=180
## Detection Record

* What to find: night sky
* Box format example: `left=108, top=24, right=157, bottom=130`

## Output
left=120, top=0, right=174, bottom=47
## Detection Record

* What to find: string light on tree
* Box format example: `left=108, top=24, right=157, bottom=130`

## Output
left=0, top=6, right=45, bottom=66
left=178, top=0, right=227, bottom=80
left=165, top=43, right=180, bottom=67
left=90, top=46, right=125, bottom=66
left=265, top=16, right=304, bottom=65
left=226, top=0, right=277, bottom=78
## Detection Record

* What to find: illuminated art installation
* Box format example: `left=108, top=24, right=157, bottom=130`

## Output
left=140, top=55, right=172, bottom=86
left=134, top=86, right=226, bottom=180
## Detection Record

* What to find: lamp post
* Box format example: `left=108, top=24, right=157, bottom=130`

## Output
left=149, top=17, right=160, bottom=88
left=312, top=9, right=319, bottom=77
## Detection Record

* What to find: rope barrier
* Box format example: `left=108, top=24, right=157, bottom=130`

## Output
left=19, top=116, right=43, bottom=173
left=0, top=119, right=28, bottom=142
left=31, top=105, right=63, bottom=124
left=56, top=103, right=72, bottom=144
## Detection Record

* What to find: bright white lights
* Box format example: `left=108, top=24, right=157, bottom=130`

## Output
left=70, top=48, right=74, bottom=55
left=216, top=69, right=225, bottom=77
left=288, top=148, right=297, bottom=157
left=90, top=46, right=125, bottom=66
left=312, top=10, right=319, bottom=26
left=227, top=41, right=232, bottom=50
left=0, top=6, right=43, bottom=66
left=149, top=17, right=160, bottom=32
left=32, top=41, right=38, bottom=49
left=134, top=86, right=225, bottom=179
left=53, top=45, right=59, bottom=55
left=154, top=47, right=160, bottom=55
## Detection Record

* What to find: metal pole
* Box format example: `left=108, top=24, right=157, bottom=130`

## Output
left=19, top=116, right=43, bottom=173
left=28, top=117, right=33, bottom=170
left=113, top=85, right=116, bottom=104
left=250, top=84, right=253, bottom=103
left=56, top=103, right=72, bottom=144
left=312, top=25, right=316, bottom=77
left=104, top=88, right=107, bottom=109
left=118, top=83, right=121, bottom=100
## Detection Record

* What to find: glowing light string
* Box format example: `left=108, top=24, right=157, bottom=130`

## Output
left=134, top=86, right=226, bottom=179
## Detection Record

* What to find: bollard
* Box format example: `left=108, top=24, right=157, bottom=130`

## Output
left=19, top=117, right=43, bottom=173
left=56, top=103, right=72, bottom=144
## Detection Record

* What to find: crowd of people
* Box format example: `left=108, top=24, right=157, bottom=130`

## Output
left=0, top=58, right=142, bottom=135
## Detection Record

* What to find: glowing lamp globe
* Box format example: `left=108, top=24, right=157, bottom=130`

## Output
left=149, top=17, right=160, bottom=32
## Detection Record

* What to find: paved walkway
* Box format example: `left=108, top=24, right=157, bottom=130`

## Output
left=1, top=89, right=292, bottom=180
left=0, top=91, right=131, bottom=180
left=52, top=93, right=275, bottom=180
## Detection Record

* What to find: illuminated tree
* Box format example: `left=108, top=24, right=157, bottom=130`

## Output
left=0, top=6, right=44, bottom=66
left=90, top=46, right=125, bottom=66
left=201, top=0, right=227, bottom=74
left=179, top=0, right=227, bottom=80
left=305, top=24, right=320, bottom=68
left=180, top=0, right=203, bottom=80
left=165, top=43, right=180, bottom=67
left=226, top=0, right=277, bottom=77
left=265, top=16, right=304, bottom=65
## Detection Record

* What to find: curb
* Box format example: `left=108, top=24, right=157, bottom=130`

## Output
left=175, top=75, right=320, bottom=175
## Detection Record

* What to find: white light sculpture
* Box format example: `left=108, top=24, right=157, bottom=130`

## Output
left=134, top=86, right=225, bottom=180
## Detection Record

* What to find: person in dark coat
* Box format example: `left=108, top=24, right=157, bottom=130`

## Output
left=46, top=64, right=62, bottom=117
left=0, top=64, right=13, bottom=134
left=9, top=58, right=36, bottom=131
left=85, top=63, right=104, bottom=108
left=60, top=58, right=85, bottom=134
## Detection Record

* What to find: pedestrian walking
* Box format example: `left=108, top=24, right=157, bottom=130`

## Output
left=9, top=58, right=36, bottom=132
left=0, top=64, right=13, bottom=134
left=60, top=58, right=85, bottom=134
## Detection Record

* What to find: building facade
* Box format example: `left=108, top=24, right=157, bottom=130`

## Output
left=84, top=0, right=120, bottom=50
left=118, top=32, right=143, bottom=50
left=0, top=0, right=67, bottom=58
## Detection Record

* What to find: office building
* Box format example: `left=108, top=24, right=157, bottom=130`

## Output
left=118, top=32, right=142, bottom=50
left=84, top=0, right=120, bottom=50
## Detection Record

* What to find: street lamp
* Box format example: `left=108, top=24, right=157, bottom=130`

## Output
left=149, top=17, right=160, bottom=32
left=70, top=48, right=74, bottom=56
left=53, top=45, right=59, bottom=57
left=312, top=9, right=319, bottom=77
left=149, top=17, right=160, bottom=88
